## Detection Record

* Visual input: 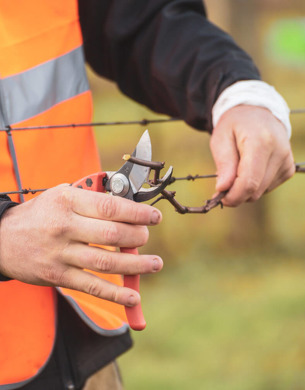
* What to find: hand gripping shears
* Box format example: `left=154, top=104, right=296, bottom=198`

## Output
left=73, top=130, right=173, bottom=330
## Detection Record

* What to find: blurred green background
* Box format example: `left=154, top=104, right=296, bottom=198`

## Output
left=88, top=1, right=305, bottom=389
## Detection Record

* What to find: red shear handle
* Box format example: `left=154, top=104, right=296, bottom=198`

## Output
left=121, top=247, right=146, bottom=331
left=73, top=174, right=146, bottom=331
left=72, top=172, right=107, bottom=192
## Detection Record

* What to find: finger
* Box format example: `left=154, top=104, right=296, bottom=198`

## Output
left=223, top=138, right=271, bottom=206
left=261, top=153, right=295, bottom=195
left=57, top=267, right=141, bottom=306
left=62, top=243, right=163, bottom=275
left=247, top=157, right=280, bottom=202
left=68, top=214, right=149, bottom=248
left=63, top=187, right=162, bottom=225
left=210, top=125, right=239, bottom=193
left=244, top=149, right=293, bottom=201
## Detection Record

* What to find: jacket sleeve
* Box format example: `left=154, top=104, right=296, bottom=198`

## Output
left=78, top=0, right=261, bottom=132
left=0, top=196, right=19, bottom=281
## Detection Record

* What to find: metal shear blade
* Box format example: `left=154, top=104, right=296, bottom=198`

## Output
left=107, top=130, right=172, bottom=202
left=134, top=165, right=173, bottom=203
left=109, top=130, right=152, bottom=200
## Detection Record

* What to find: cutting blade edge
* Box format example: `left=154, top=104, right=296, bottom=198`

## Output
left=128, top=130, right=152, bottom=193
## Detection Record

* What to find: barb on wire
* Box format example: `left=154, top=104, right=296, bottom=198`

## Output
left=127, top=157, right=305, bottom=214
left=291, top=108, right=305, bottom=115
left=0, top=188, right=48, bottom=196
left=295, top=162, right=305, bottom=173
left=0, top=106, right=304, bottom=132
left=0, top=118, right=180, bottom=132
left=124, top=154, right=224, bottom=214
left=2, top=106, right=305, bottom=216
left=3, top=161, right=305, bottom=213
left=168, top=173, right=217, bottom=184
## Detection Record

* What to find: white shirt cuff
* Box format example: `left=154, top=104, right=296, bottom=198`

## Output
left=212, top=80, right=291, bottom=138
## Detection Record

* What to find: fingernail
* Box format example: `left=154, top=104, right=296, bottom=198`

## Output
left=153, top=258, right=163, bottom=272
left=151, top=210, right=161, bottom=225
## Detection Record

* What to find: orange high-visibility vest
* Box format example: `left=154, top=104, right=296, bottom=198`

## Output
left=0, top=1, right=128, bottom=388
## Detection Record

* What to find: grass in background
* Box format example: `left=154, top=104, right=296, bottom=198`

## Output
left=88, top=72, right=305, bottom=390
left=119, top=254, right=305, bottom=390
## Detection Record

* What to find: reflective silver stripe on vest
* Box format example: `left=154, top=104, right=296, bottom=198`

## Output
left=0, top=46, right=89, bottom=125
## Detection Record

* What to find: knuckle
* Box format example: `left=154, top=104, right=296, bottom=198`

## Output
left=288, top=164, right=296, bottom=179
left=96, top=253, right=113, bottom=272
left=248, top=193, right=261, bottom=203
left=86, top=281, right=120, bottom=303
left=98, top=196, right=118, bottom=220
left=102, top=224, right=120, bottom=245
left=110, top=286, right=120, bottom=303
left=39, top=265, right=67, bottom=285
left=138, top=226, right=149, bottom=246
left=245, top=177, right=260, bottom=194
left=259, top=129, right=274, bottom=148
left=54, top=186, right=73, bottom=210
left=49, top=217, right=71, bottom=237
left=48, top=188, right=73, bottom=237
left=275, top=152, right=295, bottom=184
left=278, top=147, right=293, bottom=165
left=285, top=153, right=295, bottom=175
left=282, top=145, right=292, bottom=157
left=87, top=281, right=103, bottom=298
left=128, top=204, right=141, bottom=223
left=283, top=164, right=295, bottom=181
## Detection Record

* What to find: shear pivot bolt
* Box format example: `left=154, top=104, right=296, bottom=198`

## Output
left=110, top=173, right=130, bottom=197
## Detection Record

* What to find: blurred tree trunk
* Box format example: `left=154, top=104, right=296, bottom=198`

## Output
left=225, top=0, right=271, bottom=248
left=229, top=0, right=262, bottom=64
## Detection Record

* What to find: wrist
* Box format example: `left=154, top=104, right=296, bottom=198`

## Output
left=212, top=80, right=291, bottom=138
left=0, top=197, right=19, bottom=281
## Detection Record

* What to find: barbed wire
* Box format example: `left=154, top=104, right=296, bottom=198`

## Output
left=2, top=163, right=305, bottom=214
left=0, top=118, right=180, bottom=132
left=291, top=109, right=305, bottom=115
left=1, top=108, right=305, bottom=213
left=0, top=107, right=304, bottom=132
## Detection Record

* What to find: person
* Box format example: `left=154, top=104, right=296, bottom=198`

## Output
left=0, top=0, right=295, bottom=389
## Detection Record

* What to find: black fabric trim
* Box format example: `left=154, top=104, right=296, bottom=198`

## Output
left=0, top=198, right=19, bottom=281
left=17, top=293, right=132, bottom=390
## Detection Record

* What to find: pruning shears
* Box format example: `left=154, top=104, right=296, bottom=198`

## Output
left=73, top=130, right=173, bottom=330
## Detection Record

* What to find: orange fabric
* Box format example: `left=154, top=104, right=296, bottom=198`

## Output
left=0, top=282, right=56, bottom=383
left=60, top=272, right=126, bottom=330
left=60, top=248, right=127, bottom=331
left=0, top=1, right=127, bottom=386
left=0, top=92, right=98, bottom=202
left=0, top=0, right=82, bottom=77
left=7, top=92, right=99, bottom=201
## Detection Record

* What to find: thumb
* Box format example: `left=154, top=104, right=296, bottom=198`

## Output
left=210, top=125, right=239, bottom=193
